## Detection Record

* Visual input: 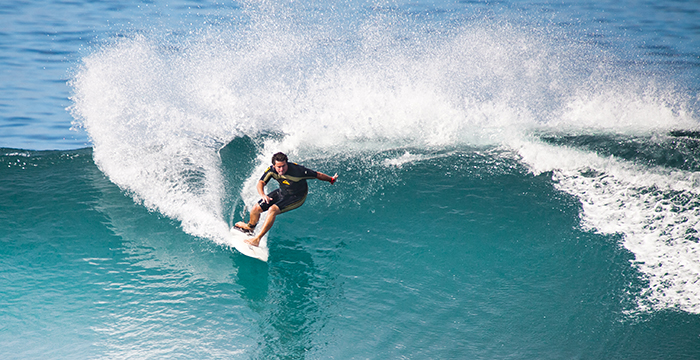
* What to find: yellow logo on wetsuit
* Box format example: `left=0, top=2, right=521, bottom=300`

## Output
left=282, top=180, right=291, bottom=185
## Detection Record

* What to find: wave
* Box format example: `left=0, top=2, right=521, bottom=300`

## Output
left=68, top=4, right=699, bottom=312
left=515, top=137, right=700, bottom=314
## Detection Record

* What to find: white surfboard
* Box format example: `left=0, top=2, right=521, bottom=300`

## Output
left=226, top=227, right=269, bottom=262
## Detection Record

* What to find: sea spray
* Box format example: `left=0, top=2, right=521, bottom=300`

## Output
left=69, top=3, right=699, bottom=312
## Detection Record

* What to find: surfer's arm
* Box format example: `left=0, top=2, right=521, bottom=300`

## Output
left=257, top=180, right=272, bottom=203
left=316, top=172, right=338, bottom=184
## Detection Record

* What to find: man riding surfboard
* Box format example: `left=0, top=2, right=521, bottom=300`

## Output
left=234, top=152, right=338, bottom=247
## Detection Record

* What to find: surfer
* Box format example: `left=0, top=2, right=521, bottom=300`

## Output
left=234, top=152, right=338, bottom=247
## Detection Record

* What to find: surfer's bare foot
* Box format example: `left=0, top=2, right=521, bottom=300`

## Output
left=235, top=221, right=256, bottom=231
left=245, top=237, right=261, bottom=247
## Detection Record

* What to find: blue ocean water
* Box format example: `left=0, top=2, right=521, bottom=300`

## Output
left=2, top=0, right=700, bottom=358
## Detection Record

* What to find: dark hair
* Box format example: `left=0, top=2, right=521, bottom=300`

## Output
left=271, top=152, right=288, bottom=164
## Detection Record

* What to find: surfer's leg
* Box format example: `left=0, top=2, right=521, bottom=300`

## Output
left=237, top=189, right=283, bottom=230
left=246, top=205, right=280, bottom=246
left=235, top=203, right=263, bottom=231
left=248, top=204, right=263, bottom=227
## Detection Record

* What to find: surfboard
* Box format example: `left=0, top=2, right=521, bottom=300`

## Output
left=227, top=227, right=269, bottom=262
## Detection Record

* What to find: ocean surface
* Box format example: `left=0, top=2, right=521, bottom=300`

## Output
left=2, top=0, right=700, bottom=358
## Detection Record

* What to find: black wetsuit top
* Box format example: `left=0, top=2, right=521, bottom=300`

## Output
left=260, top=162, right=318, bottom=196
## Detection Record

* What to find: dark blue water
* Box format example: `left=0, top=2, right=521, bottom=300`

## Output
left=2, top=0, right=700, bottom=358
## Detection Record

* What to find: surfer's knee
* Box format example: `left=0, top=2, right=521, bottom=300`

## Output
left=269, top=205, right=281, bottom=215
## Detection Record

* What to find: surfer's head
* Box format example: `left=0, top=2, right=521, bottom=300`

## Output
left=272, top=152, right=288, bottom=175
left=271, top=152, right=288, bottom=164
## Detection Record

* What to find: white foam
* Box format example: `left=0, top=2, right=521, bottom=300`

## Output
left=381, top=151, right=456, bottom=168
left=516, top=140, right=700, bottom=313
left=382, top=151, right=427, bottom=168
left=69, top=35, right=235, bottom=243
left=551, top=85, right=697, bottom=133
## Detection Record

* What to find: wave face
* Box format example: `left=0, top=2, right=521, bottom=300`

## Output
left=4, top=143, right=700, bottom=358
left=67, top=0, right=700, bottom=318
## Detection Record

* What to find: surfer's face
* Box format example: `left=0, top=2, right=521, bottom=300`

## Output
left=273, top=160, right=288, bottom=175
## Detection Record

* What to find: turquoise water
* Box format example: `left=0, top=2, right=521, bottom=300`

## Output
left=3, top=0, right=700, bottom=358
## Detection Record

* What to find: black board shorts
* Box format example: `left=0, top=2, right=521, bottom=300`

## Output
left=258, top=188, right=307, bottom=214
